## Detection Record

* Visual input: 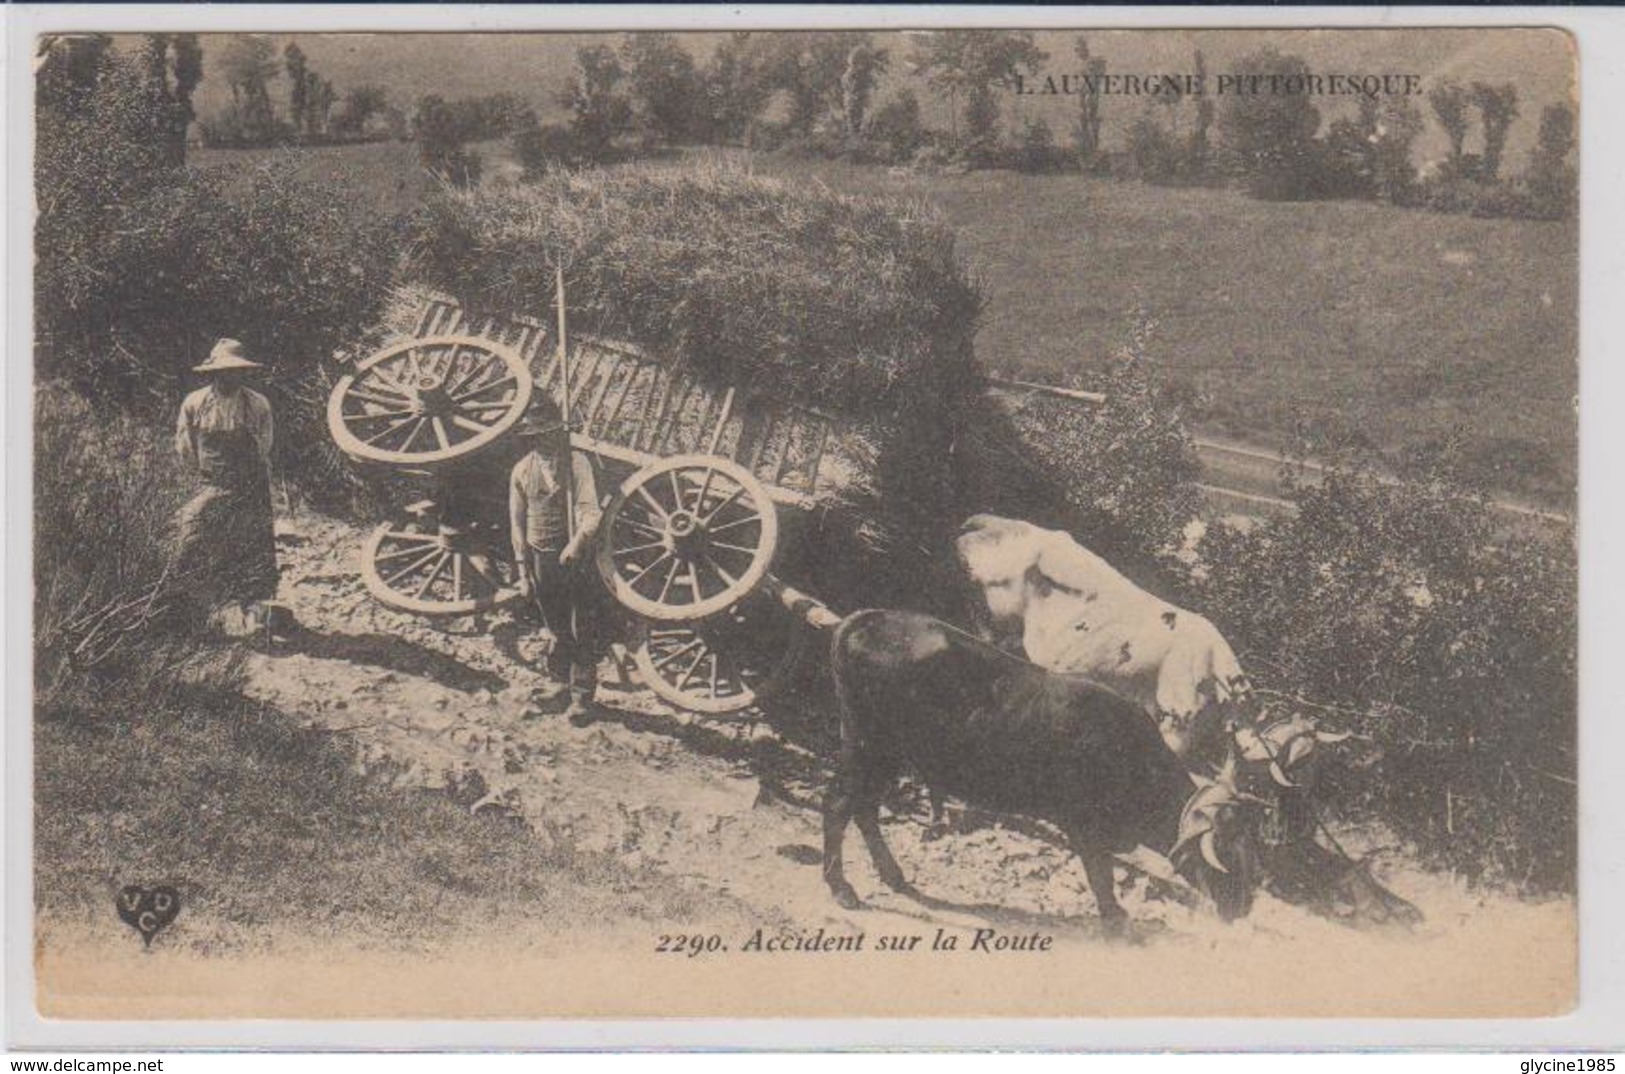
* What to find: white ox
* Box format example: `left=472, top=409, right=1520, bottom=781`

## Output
left=955, top=514, right=1252, bottom=760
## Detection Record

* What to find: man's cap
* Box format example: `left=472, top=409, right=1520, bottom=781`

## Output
left=514, top=397, right=567, bottom=439
left=193, top=338, right=263, bottom=374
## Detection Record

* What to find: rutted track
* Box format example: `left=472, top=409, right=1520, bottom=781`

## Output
left=235, top=514, right=1570, bottom=973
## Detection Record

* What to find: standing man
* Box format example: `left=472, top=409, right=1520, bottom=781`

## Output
left=510, top=398, right=607, bottom=726
left=171, top=338, right=280, bottom=635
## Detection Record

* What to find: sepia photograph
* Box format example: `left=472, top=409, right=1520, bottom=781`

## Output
left=23, top=20, right=1580, bottom=1025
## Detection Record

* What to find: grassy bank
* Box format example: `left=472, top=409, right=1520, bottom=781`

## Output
left=35, top=684, right=741, bottom=954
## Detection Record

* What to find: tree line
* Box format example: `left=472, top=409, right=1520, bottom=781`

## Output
left=174, top=32, right=1573, bottom=221
left=477, top=31, right=1571, bottom=221
left=200, top=35, right=401, bottom=148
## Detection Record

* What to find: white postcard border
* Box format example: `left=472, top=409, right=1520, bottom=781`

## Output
left=5, top=3, right=1620, bottom=1051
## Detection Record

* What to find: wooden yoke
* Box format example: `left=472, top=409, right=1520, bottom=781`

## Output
left=765, top=577, right=842, bottom=630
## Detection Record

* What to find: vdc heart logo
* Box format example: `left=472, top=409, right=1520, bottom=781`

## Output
left=116, top=885, right=181, bottom=948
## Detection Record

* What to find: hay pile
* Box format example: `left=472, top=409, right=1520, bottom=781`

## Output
left=406, top=163, right=983, bottom=418
left=405, top=163, right=1052, bottom=615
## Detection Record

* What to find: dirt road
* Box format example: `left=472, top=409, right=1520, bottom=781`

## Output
left=202, top=511, right=1576, bottom=1017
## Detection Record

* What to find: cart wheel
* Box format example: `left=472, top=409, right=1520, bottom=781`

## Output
left=328, top=335, right=533, bottom=467
left=360, top=517, right=518, bottom=617
left=597, top=454, right=779, bottom=623
left=630, top=602, right=807, bottom=715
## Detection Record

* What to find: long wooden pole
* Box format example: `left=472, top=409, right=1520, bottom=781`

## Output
left=555, top=266, right=575, bottom=545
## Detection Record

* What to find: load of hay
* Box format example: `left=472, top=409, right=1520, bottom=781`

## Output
left=408, top=164, right=982, bottom=417
left=404, top=163, right=1062, bottom=616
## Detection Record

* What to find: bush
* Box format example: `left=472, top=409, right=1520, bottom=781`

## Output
left=1008, top=118, right=1073, bottom=175
left=777, top=128, right=899, bottom=167
left=865, top=91, right=926, bottom=163
left=197, top=103, right=295, bottom=148
left=415, top=94, right=525, bottom=187
left=1418, top=173, right=1553, bottom=221
left=512, top=122, right=588, bottom=177
left=1467, top=181, right=1541, bottom=220
left=36, top=50, right=183, bottom=349
left=982, top=316, right=1202, bottom=572
left=34, top=382, right=238, bottom=721
left=37, top=159, right=397, bottom=502
left=1125, top=115, right=1185, bottom=183
left=1189, top=463, right=1576, bottom=890
left=1420, top=173, right=1496, bottom=215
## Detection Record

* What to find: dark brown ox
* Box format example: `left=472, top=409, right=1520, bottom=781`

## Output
left=823, top=609, right=1262, bottom=929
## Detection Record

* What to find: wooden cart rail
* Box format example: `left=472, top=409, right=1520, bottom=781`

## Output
left=393, top=293, right=839, bottom=508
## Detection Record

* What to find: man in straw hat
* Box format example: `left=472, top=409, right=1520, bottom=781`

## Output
left=510, top=396, right=607, bottom=725
left=171, top=338, right=281, bottom=634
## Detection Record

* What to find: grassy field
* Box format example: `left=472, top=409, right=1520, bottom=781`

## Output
left=193, top=141, right=1578, bottom=506
left=194, top=139, right=463, bottom=218
left=740, top=153, right=1578, bottom=507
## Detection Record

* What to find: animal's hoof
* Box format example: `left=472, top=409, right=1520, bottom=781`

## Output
left=1099, top=912, right=1131, bottom=940
left=882, top=876, right=919, bottom=898
left=921, top=825, right=950, bottom=844
left=831, top=886, right=863, bottom=911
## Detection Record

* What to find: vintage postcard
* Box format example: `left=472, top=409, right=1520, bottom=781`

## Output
left=26, top=21, right=1578, bottom=1024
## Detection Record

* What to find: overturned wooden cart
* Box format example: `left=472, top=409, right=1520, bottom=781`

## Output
left=327, top=291, right=843, bottom=716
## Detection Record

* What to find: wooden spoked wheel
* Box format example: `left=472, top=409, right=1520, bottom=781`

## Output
left=360, top=517, right=518, bottom=617
left=630, top=600, right=807, bottom=714
left=596, top=455, right=779, bottom=623
left=328, top=335, right=533, bottom=467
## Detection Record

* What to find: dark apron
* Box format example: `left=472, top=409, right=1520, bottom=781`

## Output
left=172, top=425, right=278, bottom=609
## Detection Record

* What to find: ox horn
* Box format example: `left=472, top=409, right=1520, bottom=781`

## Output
left=1268, top=760, right=1298, bottom=788
left=1200, top=830, right=1229, bottom=874
left=1315, top=729, right=1354, bottom=744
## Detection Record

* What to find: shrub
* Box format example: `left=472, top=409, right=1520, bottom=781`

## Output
left=511, top=122, right=588, bottom=178
left=36, top=48, right=183, bottom=350
left=197, top=102, right=295, bottom=148
left=1125, top=115, right=1185, bottom=183
left=984, top=315, right=1202, bottom=571
left=37, top=159, right=396, bottom=502
left=1418, top=173, right=1550, bottom=221
left=1420, top=173, right=1495, bottom=215
left=34, top=382, right=240, bottom=722
left=1189, top=462, right=1576, bottom=890
left=1008, top=118, right=1073, bottom=174
left=865, top=90, right=926, bottom=163
left=1467, top=181, right=1540, bottom=220
left=414, top=95, right=486, bottom=187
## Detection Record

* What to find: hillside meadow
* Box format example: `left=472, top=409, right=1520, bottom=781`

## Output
left=193, top=141, right=1577, bottom=506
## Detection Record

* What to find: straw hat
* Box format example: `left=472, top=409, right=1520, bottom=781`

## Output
left=193, top=338, right=262, bottom=374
